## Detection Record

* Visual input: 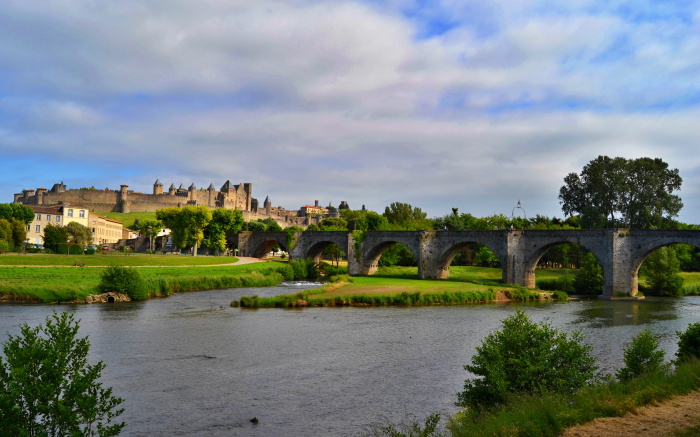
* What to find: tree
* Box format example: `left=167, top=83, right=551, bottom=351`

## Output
left=156, top=206, right=212, bottom=256
left=616, top=329, right=669, bottom=381
left=0, top=312, right=125, bottom=436
left=559, top=156, right=682, bottom=229
left=383, top=202, right=432, bottom=230
left=641, top=246, right=684, bottom=296
left=65, top=221, right=93, bottom=245
left=319, top=217, right=347, bottom=230
left=0, top=203, right=35, bottom=224
left=322, top=244, right=345, bottom=267
left=42, top=222, right=68, bottom=252
left=457, top=310, right=597, bottom=411
left=202, top=209, right=244, bottom=253
left=133, top=219, right=163, bottom=252
left=676, top=322, right=700, bottom=363
left=573, top=252, right=604, bottom=294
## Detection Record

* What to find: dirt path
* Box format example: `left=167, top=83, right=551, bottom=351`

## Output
left=563, top=390, right=700, bottom=437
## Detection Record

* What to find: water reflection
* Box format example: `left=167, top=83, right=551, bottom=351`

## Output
left=571, top=298, right=680, bottom=328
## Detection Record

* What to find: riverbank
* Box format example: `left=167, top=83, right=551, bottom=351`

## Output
left=0, top=257, right=286, bottom=303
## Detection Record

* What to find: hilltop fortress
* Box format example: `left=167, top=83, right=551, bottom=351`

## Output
left=14, top=180, right=323, bottom=227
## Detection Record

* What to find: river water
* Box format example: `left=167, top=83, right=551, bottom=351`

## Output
left=1, top=285, right=699, bottom=436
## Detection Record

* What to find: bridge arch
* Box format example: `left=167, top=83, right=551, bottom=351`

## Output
left=236, top=231, right=288, bottom=258
left=351, top=232, right=422, bottom=276
left=291, top=231, right=349, bottom=262
left=434, top=241, right=503, bottom=279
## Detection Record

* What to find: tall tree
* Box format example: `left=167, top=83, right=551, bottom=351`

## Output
left=156, top=206, right=212, bottom=256
left=559, top=156, right=682, bottom=228
left=0, top=203, right=35, bottom=224
left=134, top=219, right=163, bottom=252
left=202, top=209, right=244, bottom=253
left=42, top=223, right=68, bottom=252
left=65, top=222, right=93, bottom=245
left=383, top=202, right=431, bottom=230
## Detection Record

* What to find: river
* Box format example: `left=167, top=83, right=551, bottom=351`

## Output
left=1, top=285, right=699, bottom=436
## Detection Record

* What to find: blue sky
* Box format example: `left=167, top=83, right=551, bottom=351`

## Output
left=2, top=0, right=700, bottom=222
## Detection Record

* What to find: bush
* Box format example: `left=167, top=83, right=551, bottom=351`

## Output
left=676, top=322, right=700, bottom=363
left=616, top=329, right=669, bottom=381
left=277, top=264, right=295, bottom=281
left=574, top=252, right=604, bottom=294
left=85, top=247, right=96, bottom=255
left=288, top=259, right=308, bottom=280
left=0, top=311, right=125, bottom=436
left=98, top=266, right=149, bottom=300
left=457, top=309, right=597, bottom=411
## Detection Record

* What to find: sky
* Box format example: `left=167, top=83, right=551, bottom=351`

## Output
left=2, top=0, right=700, bottom=223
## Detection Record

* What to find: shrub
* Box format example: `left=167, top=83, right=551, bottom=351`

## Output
left=85, top=247, right=96, bottom=255
left=457, top=310, right=597, bottom=411
left=574, top=252, right=604, bottom=294
left=98, top=266, right=149, bottom=301
left=616, top=329, right=669, bottom=381
left=288, top=259, right=308, bottom=280
left=305, top=258, right=320, bottom=280
left=0, top=311, right=125, bottom=435
left=676, top=322, right=700, bottom=363
left=277, top=264, right=295, bottom=281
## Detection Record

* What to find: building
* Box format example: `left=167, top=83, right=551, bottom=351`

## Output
left=25, top=204, right=90, bottom=246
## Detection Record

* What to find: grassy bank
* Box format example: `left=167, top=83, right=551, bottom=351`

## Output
left=234, top=266, right=567, bottom=308
left=0, top=253, right=238, bottom=266
left=448, top=359, right=700, bottom=437
left=0, top=262, right=289, bottom=303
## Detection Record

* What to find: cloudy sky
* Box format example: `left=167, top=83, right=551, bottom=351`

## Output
left=2, top=0, right=699, bottom=222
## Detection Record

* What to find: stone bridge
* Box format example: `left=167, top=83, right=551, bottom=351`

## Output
left=235, top=229, right=700, bottom=297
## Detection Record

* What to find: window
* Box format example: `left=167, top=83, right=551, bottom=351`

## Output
left=36, top=214, right=41, bottom=220
left=68, top=209, right=73, bottom=217
left=36, top=225, right=40, bottom=232
left=79, top=210, right=85, bottom=218
left=47, top=215, right=51, bottom=221
left=56, top=216, right=60, bottom=222
left=26, top=225, right=30, bottom=231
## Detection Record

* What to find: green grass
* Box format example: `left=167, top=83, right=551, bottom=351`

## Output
left=235, top=265, right=557, bottom=308
left=448, top=359, right=700, bottom=437
left=92, top=211, right=159, bottom=229
left=0, top=253, right=238, bottom=266
left=0, top=262, right=286, bottom=303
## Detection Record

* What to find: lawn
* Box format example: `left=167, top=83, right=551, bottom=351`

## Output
left=0, top=253, right=238, bottom=266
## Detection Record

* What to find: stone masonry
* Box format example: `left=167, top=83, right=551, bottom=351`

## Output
left=236, top=229, right=700, bottom=297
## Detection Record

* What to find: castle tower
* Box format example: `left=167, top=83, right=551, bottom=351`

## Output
left=119, top=185, right=130, bottom=213
left=36, top=188, right=47, bottom=205
left=264, top=195, right=272, bottom=216
left=188, top=183, right=196, bottom=202
left=243, top=183, right=252, bottom=211
left=168, top=183, right=176, bottom=195
left=153, top=179, right=163, bottom=195
left=207, top=183, right=216, bottom=208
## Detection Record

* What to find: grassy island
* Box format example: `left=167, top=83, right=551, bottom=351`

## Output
left=233, top=266, right=568, bottom=308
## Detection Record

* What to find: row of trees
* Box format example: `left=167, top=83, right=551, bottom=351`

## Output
left=0, top=203, right=34, bottom=251
left=155, top=206, right=244, bottom=255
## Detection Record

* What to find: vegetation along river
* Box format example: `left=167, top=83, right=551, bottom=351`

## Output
left=1, top=284, right=699, bottom=436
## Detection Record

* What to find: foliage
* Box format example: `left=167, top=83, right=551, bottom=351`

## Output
left=202, top=209, right=244, bottom=252
left=0, top=312, right=125, bottom=436
left=284, top=226, right=303, bottom=250
left=374, top=413, right=443, bottom=437
left=559, top=155, right=683, bottom=228
left=322, top=243, right=345, bottom=266
left=0, top=203, right=35, bottom=224
left=339, top=209, right=389, bottom=231
left=98, top=266, right=149, bottom=300
left=42, top=222, right=69, bottom=252
left=641, top=246, right=685, bottom=296
left=66, top=221, right=93, bottom=245
left=318, top=217, right=347, bottom=230
left=573, top=252, right=604, bottom=294
left=457, top=310, right=597, bottom=411
left=616, top=329, right=669, bottom=381
left=0, top=218, right=27, bottom=249
left=245, top=221, right=267, bottom=232
left=449, top=359, right=700, bottom=437
left=378, top=244, right=417, bottom=267
left=288, top=258, right=319, bottom=280
left=156, top=206, right=212, bottom=253
left=134, top=218, right=163, bottom=250
left=383, top=202, right=432, bottom=230
left=676, top=322, right=700, bottom=363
